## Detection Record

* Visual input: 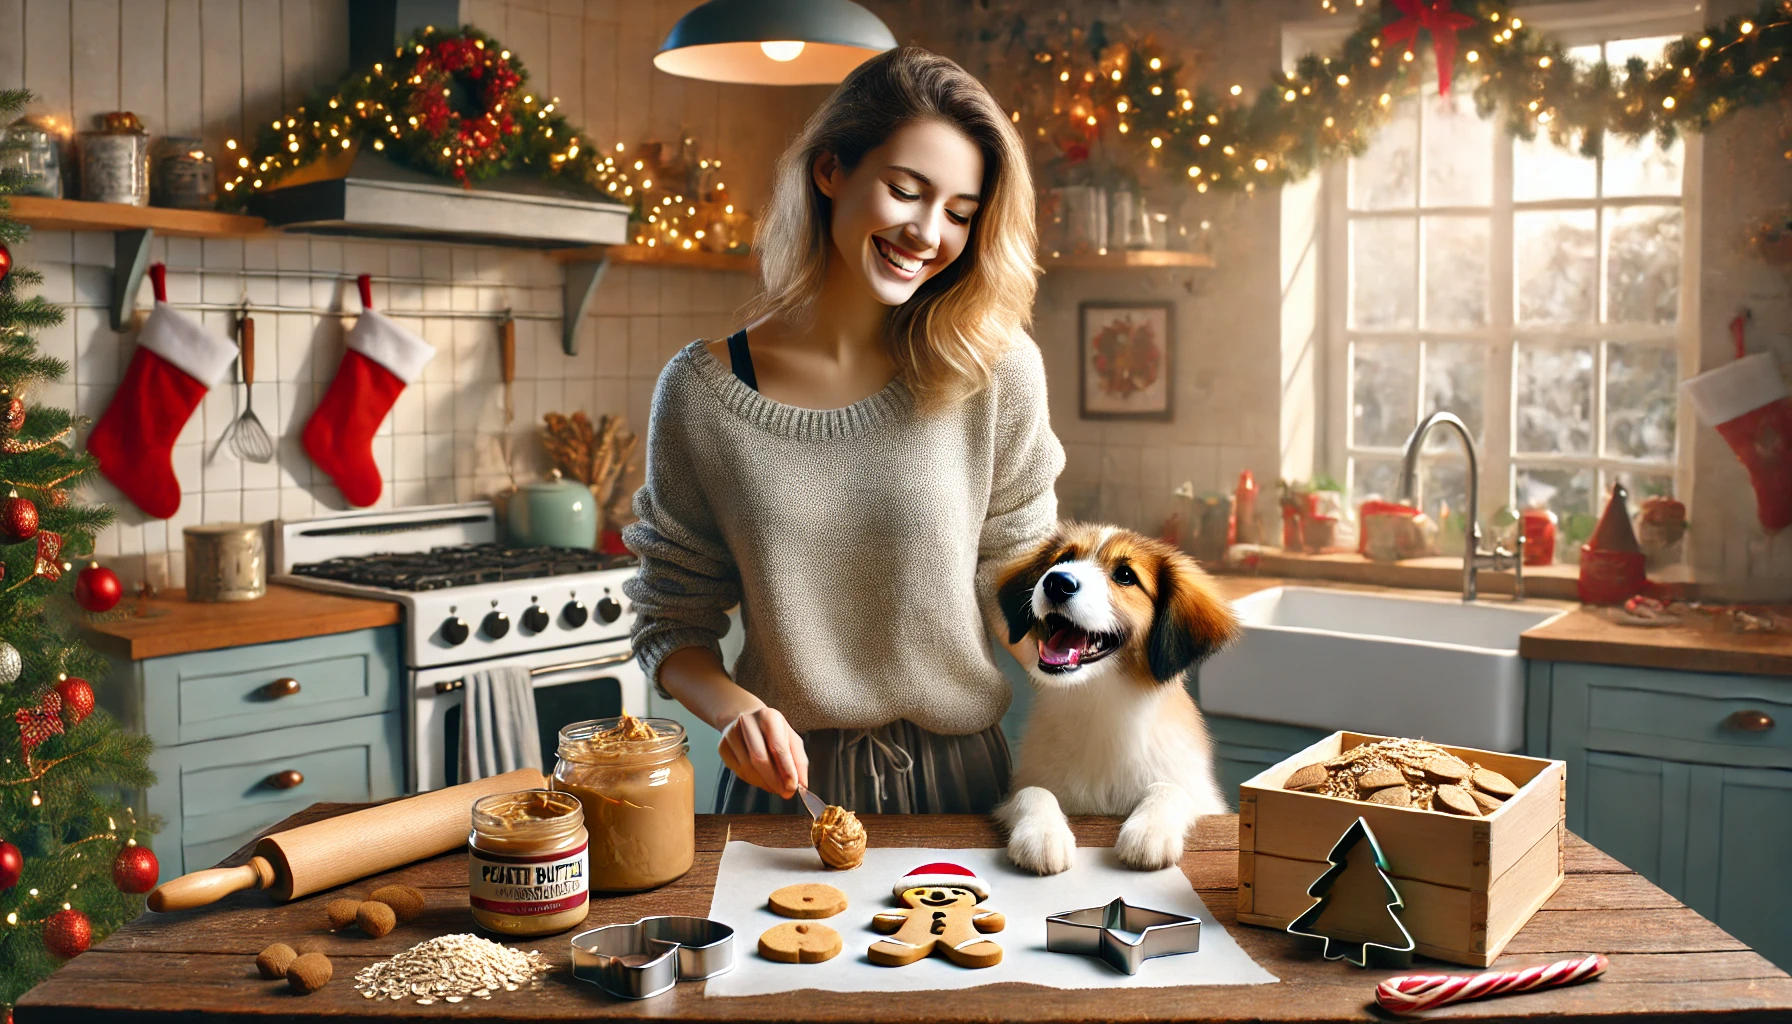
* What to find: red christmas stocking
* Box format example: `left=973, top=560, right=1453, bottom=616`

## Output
left=1683, top=352, right=1792, bottom=533
left=303, top=277, right=434, bottom=507
left=87, top=265, right=237, bottom=519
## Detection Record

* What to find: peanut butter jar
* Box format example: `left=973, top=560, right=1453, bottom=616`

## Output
left=467, top=789, right=591, bottom=937
left=551, top=716, right=695, bottom=893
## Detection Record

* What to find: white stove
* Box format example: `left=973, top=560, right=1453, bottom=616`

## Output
left=275, top=503, right=650, bottom=794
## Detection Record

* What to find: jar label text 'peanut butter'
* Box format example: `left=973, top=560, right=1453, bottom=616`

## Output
left=468, top=842, right=590, bottom=917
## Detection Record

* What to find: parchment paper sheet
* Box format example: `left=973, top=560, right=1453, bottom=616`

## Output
left=702, top=842, right=1279, bottom=995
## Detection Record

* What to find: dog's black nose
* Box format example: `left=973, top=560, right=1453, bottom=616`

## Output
left=1043, top=570, right=1079, bottom=603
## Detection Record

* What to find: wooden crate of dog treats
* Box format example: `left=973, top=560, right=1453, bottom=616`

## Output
left=1237, top=731, right=1565, bottom=968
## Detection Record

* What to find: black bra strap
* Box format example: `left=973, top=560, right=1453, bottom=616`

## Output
left=726, top=329, right=758, bottom=391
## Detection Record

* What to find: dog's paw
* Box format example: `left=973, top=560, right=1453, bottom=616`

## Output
left=1116, top=815, right=1186, bottom=871
left=1007, top=817, right=1077, bottom=875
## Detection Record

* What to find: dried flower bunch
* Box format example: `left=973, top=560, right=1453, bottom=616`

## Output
left=539, top=411, right=638, bottom=519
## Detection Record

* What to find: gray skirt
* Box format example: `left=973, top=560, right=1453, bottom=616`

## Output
left=714, top=719, right=1012, bottom=815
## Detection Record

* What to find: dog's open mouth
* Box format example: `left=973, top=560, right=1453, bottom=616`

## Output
left=1036, top=613, right=1121, bottom=673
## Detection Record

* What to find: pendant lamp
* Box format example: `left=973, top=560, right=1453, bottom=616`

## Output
left=654, top=0, right=898, bottom=86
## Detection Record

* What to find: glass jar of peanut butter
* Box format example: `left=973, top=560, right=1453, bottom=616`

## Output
left=551, top=715, right=695, bottom=893
left=467, top=789, right=591, bottom=937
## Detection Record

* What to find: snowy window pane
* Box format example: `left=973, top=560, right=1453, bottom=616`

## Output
left=1351, top=218, right=1416, bottom=329
left=1351, top=457, right=1402, bottom=509
left=1421, top=91, right=1492, bottom=206
left=1423, top=216, right=1488, bottom=329
left=1349, top=98, right=1418, bottom=211
left=1516, top=209, right=1597, bottom=324
left=1516, top=466, right=1595, bottom=516
left=1605, top=206, right=1680, bottom=325
left=1515, top=342, right=1595, bottom=455
left=1352, top=339, right=1418, bottom=448
left=1605, top=342, right=1678, bottom=460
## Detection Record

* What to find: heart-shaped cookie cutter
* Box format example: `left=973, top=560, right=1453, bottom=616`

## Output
left=570, top=916, right=735, bottom=999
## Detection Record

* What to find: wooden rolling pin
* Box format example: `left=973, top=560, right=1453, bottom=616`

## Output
left=147, top=768, right=546, bottom=912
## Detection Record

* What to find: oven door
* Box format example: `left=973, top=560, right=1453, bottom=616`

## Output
left=410, top=639, right=649, bottom=793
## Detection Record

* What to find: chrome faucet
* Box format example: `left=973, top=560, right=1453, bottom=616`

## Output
left=1398, top=411, right=1525, bottom=602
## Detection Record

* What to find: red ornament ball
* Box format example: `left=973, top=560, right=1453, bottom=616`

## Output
left=0, top=838, right=22, bottom=889
left=0, top=491, right=38, bottom=545
left=43, top=908, right=91, bottom=959
left=75, top=563, right=122, bottom=613
left=57, top=676, right=95, bottom=725
left=111, top=843, right=159, bottom=895
left=0, top=242, right=11, bottom=286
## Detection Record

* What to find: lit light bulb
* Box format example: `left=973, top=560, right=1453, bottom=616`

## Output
left=1229, top=84, right=1242, bottom=95
left=1254, top=157, right=1269, bottom=171
left=760, top=40, right=806, bottom=62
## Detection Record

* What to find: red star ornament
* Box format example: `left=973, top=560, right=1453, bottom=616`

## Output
left=1382, top=0, right=1479, bottom=96
left=17, top=689, right=65, bottom=757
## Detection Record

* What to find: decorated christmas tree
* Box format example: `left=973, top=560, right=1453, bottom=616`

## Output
left=0, top=88, right=157, bottom=1014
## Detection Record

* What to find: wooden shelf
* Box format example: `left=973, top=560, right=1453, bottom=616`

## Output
left=1043, top=249, right=1214, bottom=270
left=551, top=243, right=755, bottom=273
left=7, top=195, right=266, bottom=237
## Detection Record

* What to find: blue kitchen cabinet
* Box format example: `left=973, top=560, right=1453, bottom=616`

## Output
left=1540, top=659, right=1792, bottom=970
left=1204, top=715, right=1333, bottom=810
left=99, top=627, right=404, bottom=885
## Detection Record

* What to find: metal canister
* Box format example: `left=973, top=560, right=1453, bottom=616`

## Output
left=79, top=112, right=150, bottom=205
left=183, top=523, right=266, bottom=602
left=154, top=137, right=215, bottom=209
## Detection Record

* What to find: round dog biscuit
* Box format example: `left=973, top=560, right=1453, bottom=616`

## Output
left=1422, top=755, right=1472, bottom=784
left=1283, top=763, right=1327, bottom=791
left=1432, top=784, right=1480, bottom=816
left=768, top=883, right=847, bottom=919
left=1472, top=767, right=1518, bottom=797
left=1470, top=788, right=1506, bottom=814
left=758, top=922, right=842, bottom=963
left=1365, top=786, right=1412, bottom=807
left=1357, top=767, right=1406, bottom=792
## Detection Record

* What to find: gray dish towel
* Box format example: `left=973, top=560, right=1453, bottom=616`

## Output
left=459, top=666, right=543, bottom=782
left=715, top=720, right=1011, bottom=815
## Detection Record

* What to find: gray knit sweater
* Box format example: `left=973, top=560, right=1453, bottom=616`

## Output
left=621, top=337, right=1064, bottom=735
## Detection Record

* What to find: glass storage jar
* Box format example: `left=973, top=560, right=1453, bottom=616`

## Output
left=551, top=716, right=694, bottom=893
left=467, top=789, right=590, bottom=937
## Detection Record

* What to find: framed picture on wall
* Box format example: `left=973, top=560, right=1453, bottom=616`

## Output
left=1078, top=300, right=1174, bottom=421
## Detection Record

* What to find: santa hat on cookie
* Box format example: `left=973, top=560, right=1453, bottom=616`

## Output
left=894, top=862, right=988, bottom=899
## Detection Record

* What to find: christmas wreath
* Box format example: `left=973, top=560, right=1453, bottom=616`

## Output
left=225, top=26, right=581, bottom=200
left=1091, top=315, right=1163, bottom=398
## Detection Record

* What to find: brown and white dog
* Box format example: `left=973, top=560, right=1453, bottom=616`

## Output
left=993, top=523, right=1240, bottom=874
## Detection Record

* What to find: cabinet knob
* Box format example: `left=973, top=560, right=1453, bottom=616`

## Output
left=1728, top=709, right=1776, bottom=733
left=260, top=677, right=301, bottom=699
left=264, top=770, right=304, bottom=790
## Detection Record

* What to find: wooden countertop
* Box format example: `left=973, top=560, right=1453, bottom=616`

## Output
left=82, top=583, right=401, bottom=660
left=1211, top=574, right=1792, bottom=679
left=18, top=805, right=1789, bottom=1023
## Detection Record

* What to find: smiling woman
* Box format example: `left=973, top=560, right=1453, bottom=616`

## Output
left=621, top=47, right=1063, bottom=818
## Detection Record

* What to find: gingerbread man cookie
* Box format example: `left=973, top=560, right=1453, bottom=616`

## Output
left=867, top=862, right=1005, bottom=969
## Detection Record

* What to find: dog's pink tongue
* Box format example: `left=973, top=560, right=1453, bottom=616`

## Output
left=1039, top=626, right=1083, bottom=667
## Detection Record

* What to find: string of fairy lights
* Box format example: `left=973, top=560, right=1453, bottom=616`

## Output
left=1012, top=0, right=1792, bottom=195
left=219, top=25, right=750, bottom=254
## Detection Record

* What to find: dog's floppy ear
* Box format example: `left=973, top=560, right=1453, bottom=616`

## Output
left=1146, top=548, right=1241, bottom=683
left=996, top=534, right=1062, bottom=645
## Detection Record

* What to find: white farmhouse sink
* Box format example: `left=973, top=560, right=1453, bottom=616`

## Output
left=1198, top=587, right=1567, bottom=751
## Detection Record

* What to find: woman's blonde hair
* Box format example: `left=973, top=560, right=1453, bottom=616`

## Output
left=742, top=46, right=1038, bottom=408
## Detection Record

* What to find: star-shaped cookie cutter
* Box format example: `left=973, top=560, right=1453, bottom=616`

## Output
left=1045, top=897, right=1202, bottom=974
left=570, top=916, right=735, bottom=999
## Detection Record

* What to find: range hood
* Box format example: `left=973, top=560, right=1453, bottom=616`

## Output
left=247, top=0, right=630, bottom=249
left=248, top=150, right=630, bottom=249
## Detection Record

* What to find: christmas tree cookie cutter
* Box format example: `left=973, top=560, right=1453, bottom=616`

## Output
left=1046, top=897, right=1202, bottom=974
left=1285, top=816, right=1416, bottom=969
left=570, top=916, right=735, bottom=999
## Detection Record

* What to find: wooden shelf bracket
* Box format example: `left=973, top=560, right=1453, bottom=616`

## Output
left=561, top=252, right=611, bottom=356
left=111, top=228, right=154, bottom=331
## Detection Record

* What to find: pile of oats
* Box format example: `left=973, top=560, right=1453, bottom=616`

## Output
left=353, top=933, right=547, bottom=1005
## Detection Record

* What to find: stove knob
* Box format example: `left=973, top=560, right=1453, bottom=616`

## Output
left=521, top=605, right=551, bottom=634
left=440, top=617, right=470, bottom=646
left=482, top=611, right=511, bottom=639
left=562, top=601, right=589, bottom=628
left=596, top=596, right=623, bottom=624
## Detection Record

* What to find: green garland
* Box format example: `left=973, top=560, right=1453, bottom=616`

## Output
left=1013, top=0, right=1792, bottom=193
left=220, top=23, right=745, bottom=253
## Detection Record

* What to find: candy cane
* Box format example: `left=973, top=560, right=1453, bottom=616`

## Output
left=1375, top=953, right=1608, bottom=1015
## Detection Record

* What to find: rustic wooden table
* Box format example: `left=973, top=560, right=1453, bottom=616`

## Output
left=18, top=808, right=1791, bottom=1023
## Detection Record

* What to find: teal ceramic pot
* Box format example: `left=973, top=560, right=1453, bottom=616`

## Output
left=509, top=470, right=599, bottom=549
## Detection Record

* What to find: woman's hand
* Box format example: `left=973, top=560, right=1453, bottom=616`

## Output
left=719, top=707, right=809, bottom=799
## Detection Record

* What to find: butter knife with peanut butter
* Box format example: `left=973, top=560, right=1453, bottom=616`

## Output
left=798, top=786, right=866, bottom=870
